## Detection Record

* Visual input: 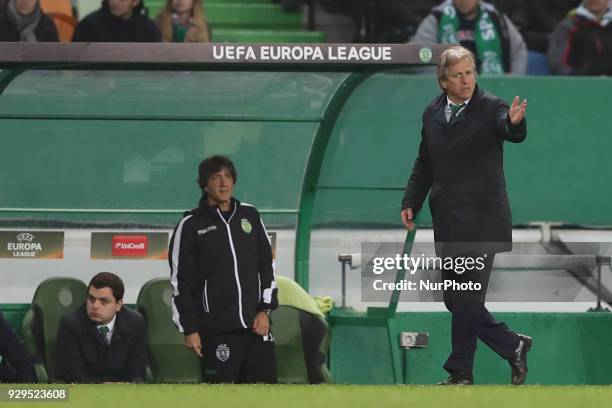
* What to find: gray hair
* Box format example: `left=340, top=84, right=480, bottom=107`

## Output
left=436, top=46, right=477, bottom=91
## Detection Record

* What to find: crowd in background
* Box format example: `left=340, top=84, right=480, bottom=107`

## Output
left=0, top=0, right=611, bottom=76
left=318, top=0, right=612, bottom=76
left=0, top=0, right=209, bottom=43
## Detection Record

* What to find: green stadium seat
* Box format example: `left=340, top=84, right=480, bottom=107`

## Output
left=136, top=278, right=202, bottom=383
left=207, top=4, right=302, bottom=28
left=145, top=3, right=302, bottom=29
left=136, top=276, right=330, bottom=383
left=21, top=277, right=87, bottom=383
left=274, top=276, right=332, bottom=384
left=213, top=29, right=325, bottom=43
left=144, top=1, right=167, bottom=19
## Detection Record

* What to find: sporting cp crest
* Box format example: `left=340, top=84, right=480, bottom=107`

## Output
left=216, top=344, right=230, bottom=362
left=240, top=218, right=252, bottom=234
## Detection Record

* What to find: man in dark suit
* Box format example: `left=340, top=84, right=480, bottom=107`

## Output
left=56, top=272, right=147, bottom=383
left=400, top=45, right=532, bottom=385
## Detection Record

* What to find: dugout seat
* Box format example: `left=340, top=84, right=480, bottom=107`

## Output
left=136, top=278, right=202, bottom=383
left=136, top=276, right=331, bottom=383
left=274, top=276, right=332, bottom=384
left=21, top=277, right=87, bottom=382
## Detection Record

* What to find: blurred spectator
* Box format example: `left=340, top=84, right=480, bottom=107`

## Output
left=411, top=0, right=527, bottom=74
left=548, top=0, right=612, bottom=75
left=0, top=0, right=59, bottom=41
left=492, top=0, right=580, bottom=53
left=524, top=0, right=580, bottom=53
left=489, top=0, right=528, bottom=31
left=155, top=0, right=210, bottom=42
left=0, top=311, right=36, bottom=383
left=314, top=0, right=439, bottom=42
left=72, top=0, right=161, bottom=42
left=368, top=0, right=441, bottom=42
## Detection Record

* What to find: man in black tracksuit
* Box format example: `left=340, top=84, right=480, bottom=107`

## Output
left=169, top=155, right=278, bottom=383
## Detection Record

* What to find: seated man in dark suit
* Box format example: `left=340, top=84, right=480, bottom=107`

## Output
left=56, top=272, right=147, bottom=383
left=0, top=310, right=36, bottom=383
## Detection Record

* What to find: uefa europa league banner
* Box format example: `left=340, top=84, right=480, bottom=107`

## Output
left=0, top=231, right=64, bottom=259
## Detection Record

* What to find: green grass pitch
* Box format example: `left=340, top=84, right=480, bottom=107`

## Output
left=3, top=384, right=612, bottom=408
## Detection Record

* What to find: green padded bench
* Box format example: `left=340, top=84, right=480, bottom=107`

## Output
left=275, top=276, right=332, bottom=384
left=136, top=278, right=202, bottom=383
left=21, top=277, right=87, bottom=383
left=136, top=276, right=331, bottom=383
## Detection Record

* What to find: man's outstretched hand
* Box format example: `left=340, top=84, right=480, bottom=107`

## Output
left=509, top=96, right=528, bottom=125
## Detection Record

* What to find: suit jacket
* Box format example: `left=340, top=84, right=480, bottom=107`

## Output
left=402, top=85, right=527, bottom=255
left=0, top=311, right=36, bottom=383
left=56, top=305, right=147, bottom=383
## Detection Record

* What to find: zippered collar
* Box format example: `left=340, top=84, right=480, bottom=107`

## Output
left=188, top=193, right=241, bottom=219
left=215, top=203, right=237, bottom=225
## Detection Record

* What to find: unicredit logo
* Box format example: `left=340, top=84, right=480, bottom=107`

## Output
left=114, top=242, right=145, bottom=250
left=112, top=235, right=148, bottom=257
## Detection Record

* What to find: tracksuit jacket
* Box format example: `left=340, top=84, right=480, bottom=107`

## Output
left=169, top=195, right=277, bottom=337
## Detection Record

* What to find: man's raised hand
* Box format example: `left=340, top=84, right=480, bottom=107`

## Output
left=509, top=95, right=528, bottom=125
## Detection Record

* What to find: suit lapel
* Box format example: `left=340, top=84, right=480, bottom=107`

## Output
left=433, top=95, right=467, bottom=128
left=433, top=95, right=449, bottom=128
left=82, top=320, right=107, bottom=347
left=111, top=310, right=130, bottom=344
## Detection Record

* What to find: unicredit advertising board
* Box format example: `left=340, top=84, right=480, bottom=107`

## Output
left=90, top=232, right=168, bottom=260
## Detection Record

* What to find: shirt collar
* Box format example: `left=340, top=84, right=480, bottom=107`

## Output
left=97, top=314, right=117, bottom=337
left=446, top=96, right=471, bottom=108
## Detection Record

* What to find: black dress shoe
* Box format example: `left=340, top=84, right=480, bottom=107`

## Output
left=438, top=371, right=474, bottom=385
left=509, top=333, right=532, bottom=385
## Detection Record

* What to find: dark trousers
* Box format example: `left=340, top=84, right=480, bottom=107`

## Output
left=201, top=329, right=277, bottom=384
left=441, top=253, right=519, bottom=374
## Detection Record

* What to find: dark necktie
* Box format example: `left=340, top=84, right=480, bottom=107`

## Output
left=98, top=325, right=110, bottom=345
left=450, top=103, right=466, bottom=119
